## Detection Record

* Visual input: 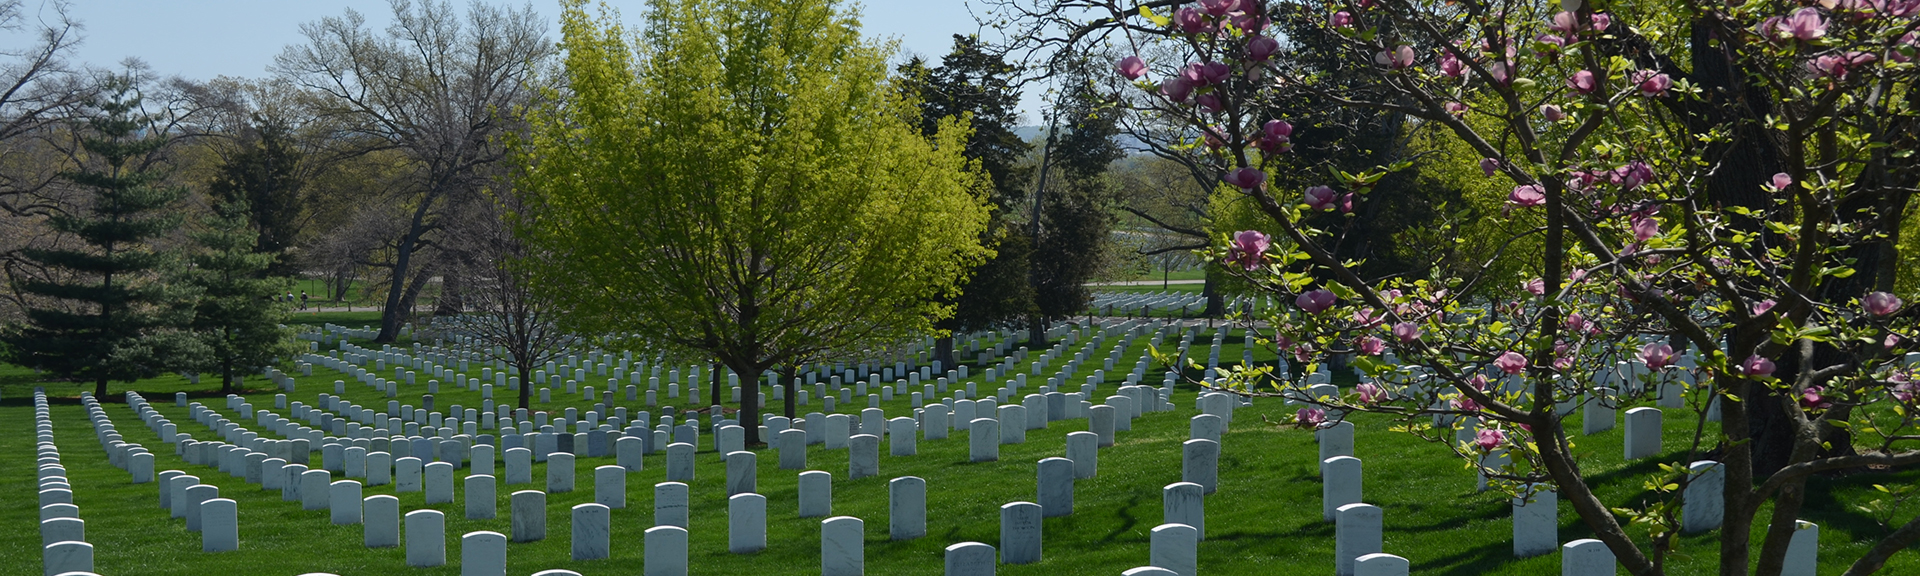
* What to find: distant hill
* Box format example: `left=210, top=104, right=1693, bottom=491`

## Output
left=1012, top=126, right=1150, bottom=153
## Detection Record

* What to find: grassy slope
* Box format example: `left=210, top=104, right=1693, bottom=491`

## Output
left=5, top=331, right=1917, bottom=575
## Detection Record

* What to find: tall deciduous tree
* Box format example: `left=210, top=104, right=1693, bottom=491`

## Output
left=899, top=36, right=1037, bottom=367
left=435, top=188, right=570, bottom=410
left=1, top=80, right=197, bottom=397
left=182, top=200, right=300, bottom=394
left=1027, top=66, right=1122, bottom=346
left=516, top=0, right=992, bottom=445
left=274, top=0, right=550, bottom=343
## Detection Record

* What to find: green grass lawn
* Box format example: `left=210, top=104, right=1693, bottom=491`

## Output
left=8, top=330, right=1917, bottom=575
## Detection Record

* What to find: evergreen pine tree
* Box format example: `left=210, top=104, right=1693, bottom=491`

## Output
left=182, top=199, right=300, bottom=394
left=207, top=117, right=305, bottom=276
left=1, top=80, right=198, bottom=397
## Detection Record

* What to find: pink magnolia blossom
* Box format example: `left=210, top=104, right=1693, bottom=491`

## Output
left=1548, top=11, right=1580, bottom=34
left=1633, top=70, right=1672, bottom=97
left=1509, top=184, right=1546, bottom=207
left=1444, top=101, right=1468, bottom=118
left=1296, top=408, right=1327, bottom=426
left=1810, top=52, right=1877, bottom=80
left=1523, top=278, right=1546, bottom=296
left=1375, top=45, right=1416, bottom=69
left=1891, top=32, right=1916, bottom=64
left=1116, top=56, right=1148, bottom=80
left=1175, top=7, right=1212, bottom=34
left=1569, top=268, right=1590, bottom=284
left=1565, top=312, right=1592, bottom=333
left=1640, top=343, right=1676, bottom=370
left=1392, top=322, right=1421, bottom=343
left=1568, top=70, right=1599, bottom=93
left=1160, top=78, right=1194, bottom=103
left=1893, top=373, right=1919, bottom=401
left=1475, top=428, right=1507, bottom=450
left=1615, top=161, right=1655, bottom=189
left=1196, top=93, right=1225, bottom=114
left=1338, top=193, right=1355, bottom=214
left=1487, top=61, right=1515, bottom=85
left=1225, top=167, right=1266, bottom=190
left=1768, top=173, right=1793, bottom=192
left=1296, top=289, right=1337, bottom=314
left=1752, top=299, right=1777, bottom=316
left=1247, top=36, right=1280, bottom=62
left=1865, top=291, right=1904, bottom=317
left=1540, top=104, right=1566, bottom=122
left=1439, top=53, right=1465, bottom=77
left=1264, top=119, right=1294, bottom=140
left=1451, top=395, right=1482, bottom=412
left=1591, top=12, right=1612, bottom=32
left=1742, top=355, right=1777, bottom=378
left=1226, top=230, right=1270, bottom=270
left=1480, top=157, right=1500, bottom=177
left=1801, top=386, right=1832, bottom=410
left=1887, top=333, right=1904, bottom=349
left=1358, top=336, right=1386, bottom=356
left=1304, top=185, right=1339, bottom=211
left=1199, top=0, right=1239, bottom=16
left=1182, top=61, right=1231, bottom=86
left=1495, top=351, right=1528, bottom=375
left=1632, top=216, right=1661, bottom=241
left=1356, top=382, right=1387, bottom=404
left=1778, top=8, right=1827, bottom=41
left=1331, top=11, right=1354, bottom=27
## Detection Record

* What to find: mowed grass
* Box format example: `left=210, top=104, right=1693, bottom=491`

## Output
left=6, top=331, right=1918, bottom=575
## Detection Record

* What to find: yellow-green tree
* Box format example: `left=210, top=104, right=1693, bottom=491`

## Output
left=514, top=0, right=992, bottom=445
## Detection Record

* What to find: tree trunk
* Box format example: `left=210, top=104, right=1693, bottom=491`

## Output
left=711, top=361, right=723, bottom=408
left=221, top=361, right=234, bottom=395
left=518, top=364, right=532, bottom=411
left=1026, top=315, right=1047, bottom=349
left=377, top=200, right=436, bottom=343
left=934, top=335, right=956, bottom=372
left=95, top=375, right=107, bottom=399
left=1202, top=275, right=1224, bottom=317
left=781, top=366, right=796, bottom=420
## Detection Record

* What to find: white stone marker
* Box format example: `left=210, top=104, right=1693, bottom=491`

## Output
left=40, top=518, right=83, bottom=547
left=644, top=525, right=689, bottom=576
left=504, top=447, right=532, bottom=485
left=1164, top=482, right=1206, bottom=541
left=1121, top=568, right=1179, bottom=576
left=713, top=451, right=752, bottom=497
left=571, top=503, right=610, bottom=561
left=666, top=443, right=695, bottom=481
left=364, top=495, right=400, bottom=547
left=655, top=481, right=690, bottom=528
left=396, top=457, right=422, bottom=492
left=367, top=452, right=392, bottom=486
left=943, top=542, right=996, bottom=576
left=1335, top=503, right=1383, bottom=576
left=201, top=498, right=239, bottom=552
left=547, top=453, right=576, bottom=493
left=330, top=480, right=363, bottom=524
left=1190, top=414, right=1224, bottom=445
left=1090, top=405, right=1116, bottom=447
left=1038, top=457, right=1075, bottom=518
left=889, top=417, right=917, bottom=455
left=617, top=436, right=644, bottom=472
left=925, top=405, right=950, bottom=440
left=406, top=509, right=446, bottom=567
left=1784, top=520, right=1818, bottom=576
left=1317, top=420, right=1354, bottom=476
left=1150, top=523, right=1198, bottom=576
left=1182, top=439, right=1219, bottom=494
left=511, top=490, right=546, bottom=542
left=890, top=476, right=927, bottom=540
left=729, top=492, right=767, bottom=553
left=171, top=474, right=200, bottom=516
left=1000, top=501, right=1042, bottom=564
left=1323, top=456, right=1363, bottom=522
left=717, top=425, right=744, bottom=455
left=1562, top=539, right=1615, bottom=576
left=849, top=434, right=880, bottom=480
left=467, top=474, right=497, bottom=519
left=302, top=469, right=332, bottom=510
left=998, top=405, right=1027, bottom=444
left=1582, top=388, right=1615, bottom=435
left=1066, top=432, right=1098, bottom=479
left=821, top=516, right=865, bottom=576
left=779, top=429, right=807, bottom=470
left=1513, top=485, right=1558, bottom=558
left=129, top=451, right=154, bottom=484
left=43, top=541, right=92, bottom=576
left=969, top=418, right=999, bottom=462
left=461, top=531, right=508, bottom=576
left=825, top=414, right=851, bottom=449
left=799, top=471, right=833, bottom=517
left=1683, top=460, right=1724, bottom=534
left=1354, top=553, right=1411, bottom=576
left=470, top=444, right=494, bottom=477
left=186, top=484, right=219, bottom=531
left=1624, top=407, right=1662, bottom=459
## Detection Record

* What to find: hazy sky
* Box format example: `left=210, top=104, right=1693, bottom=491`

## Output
left=32, top=0, right=1045, bottom=122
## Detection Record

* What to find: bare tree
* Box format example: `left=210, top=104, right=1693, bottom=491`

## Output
left=273, top=0, right=551, bottom=342
left=431, top=190, right=569, bottom=410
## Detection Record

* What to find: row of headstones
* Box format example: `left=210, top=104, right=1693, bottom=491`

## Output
left=1312, top=415, right=1824, bottom=574
left=36, top=390, right=96, bottom=576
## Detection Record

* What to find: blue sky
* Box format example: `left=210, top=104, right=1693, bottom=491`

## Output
left=35, top=0, right=1045, bottom=122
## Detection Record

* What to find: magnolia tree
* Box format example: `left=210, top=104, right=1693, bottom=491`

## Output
left=999, top=0, right=1920, bottom=574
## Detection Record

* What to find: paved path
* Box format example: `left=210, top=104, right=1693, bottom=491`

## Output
left=1086, top=279, right=1206, bottom=286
